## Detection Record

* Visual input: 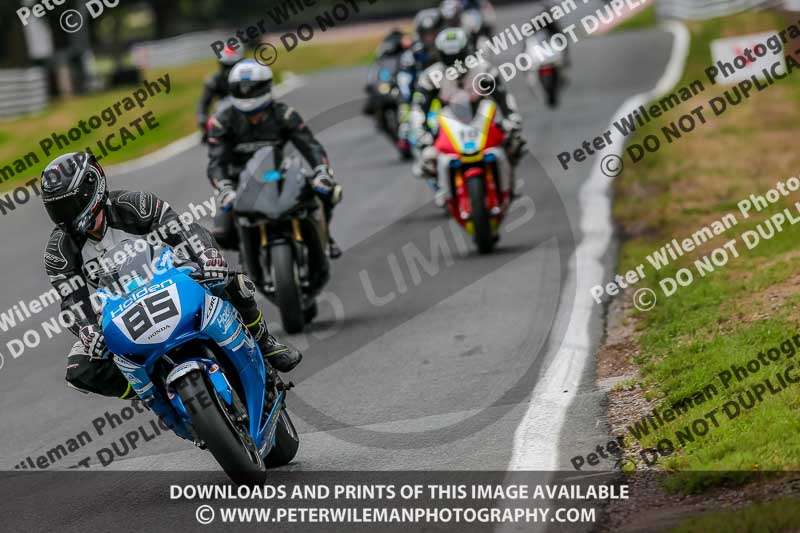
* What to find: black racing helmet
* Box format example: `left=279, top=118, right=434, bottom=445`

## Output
left=41, top=152, right=108, bottom=235
left=415, top=8, right=443, bottom=47
left=376, top=29, right=409, bottom=58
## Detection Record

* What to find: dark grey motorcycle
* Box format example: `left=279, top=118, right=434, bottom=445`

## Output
left=234, top=147, right=330, bottom=334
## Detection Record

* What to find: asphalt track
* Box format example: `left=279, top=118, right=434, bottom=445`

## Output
left=0, top=0, right=674, bottom=516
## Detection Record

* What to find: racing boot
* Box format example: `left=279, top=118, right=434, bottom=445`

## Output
left=506, top=132, right=527, bottom=167
left=247, top=313, right=302, bottom=372
left=328, top=237, right=342, bottom=260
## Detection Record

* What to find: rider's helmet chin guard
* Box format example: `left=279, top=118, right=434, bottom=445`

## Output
left=41, top=152, right=108, bottom=236
left=229, top=60, right=274, bottom=115
left=435, top=27, right=471, bottom=68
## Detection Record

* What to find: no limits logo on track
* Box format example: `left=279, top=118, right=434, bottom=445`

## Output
left=252, top=97, right=577, bottom=450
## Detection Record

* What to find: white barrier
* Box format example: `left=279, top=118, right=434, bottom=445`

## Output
left=0, top=67, right=49, bottom=119
left=130, top=30, right=232, bottom=69
left=656, top=0, right=782, bottom=19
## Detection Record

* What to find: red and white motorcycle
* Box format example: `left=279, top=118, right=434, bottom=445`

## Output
left=430, top=95, right=513, bottom=254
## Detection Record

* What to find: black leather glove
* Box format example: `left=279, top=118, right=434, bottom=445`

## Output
left=502, top=112, right=523, bottom=134
left=80, top=325, right=107, bottom=361
left=198, top=248, right=228, bottom=283
left=216, top=179, right=237, bottom=212
left=198, top=115, right=209, bottom=143
left=312, top=165, right=335, bottom=195
left=312, top=165, right=342, bottom=205
left=417, top=130, right=434, bottom=150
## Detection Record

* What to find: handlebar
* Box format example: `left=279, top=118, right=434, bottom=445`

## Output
left=183, top=266, right=228, bottom=290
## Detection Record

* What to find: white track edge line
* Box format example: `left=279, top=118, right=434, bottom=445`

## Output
left=507, top=21, right=691, bottom=471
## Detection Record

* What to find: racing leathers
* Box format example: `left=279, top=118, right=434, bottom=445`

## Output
left=396, top=41, right=440, bottom=150
left=44, top=190, right=289, bottom=399
left=532, top=1, right=571, bottom=66
left=197, top=65, right=234, bottom=141
left=207, top=102, right=336, bottom=288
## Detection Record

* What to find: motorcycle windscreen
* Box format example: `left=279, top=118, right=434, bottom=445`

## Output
left=96, top=239, right=159, bottom=298
left=97, top=243, right=201, bottom=357
left=233, top=147, right=308, bottom=220
left=439, top=92, right=495, bottom=155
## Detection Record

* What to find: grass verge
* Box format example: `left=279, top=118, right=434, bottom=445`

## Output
left=613, top=5, right=657, bottom=33
left=672, top=497, right=800, bottom=532
left=610, top=8, right=800, bottom=498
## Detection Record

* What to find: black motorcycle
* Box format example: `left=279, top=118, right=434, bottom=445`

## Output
left=234, top=148, right=330, bottom=334
left=364, top=52, right=410, bottom=159
left=524, top=31, right=567, bottom=109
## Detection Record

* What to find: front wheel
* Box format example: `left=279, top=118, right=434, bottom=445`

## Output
left=271, top=243, right=305, bottom=334
left=467, top=177, right=495, bottom=254
left=541, top=69, right=560, bottom=108
left=265, top=409, right=300, bottom=467
left=175, top=370, right=265, bottom=485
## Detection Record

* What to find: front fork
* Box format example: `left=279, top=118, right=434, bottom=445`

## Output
left=450, top=161, right=503, bottom=222
left=165, top=359, right=246, bottom=444
left=112, top=354, right=194, bottom=441
left=258, top=220, right=311, bottom=293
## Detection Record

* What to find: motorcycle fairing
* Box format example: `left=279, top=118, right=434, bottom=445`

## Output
left=102, top=249, right=268, bottom=444
left=436, top=100, right=502, bottom=161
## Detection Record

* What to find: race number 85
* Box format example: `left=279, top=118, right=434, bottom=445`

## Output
left=120, top=290, right=179, bottom=341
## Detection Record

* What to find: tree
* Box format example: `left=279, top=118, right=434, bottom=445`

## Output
left=0, top=1, right=30, bottom=67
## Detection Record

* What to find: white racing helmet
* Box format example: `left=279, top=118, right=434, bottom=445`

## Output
left=462, top=9, right=484, bottom=35
left=435, top=28, right=470, bottom=67
left=228, top=60, right=274, bottom=115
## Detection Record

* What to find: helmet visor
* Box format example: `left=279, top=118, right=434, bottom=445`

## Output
left=230, top=79, right=273, bottom=100
left=43, top=168, right=103, bottom=232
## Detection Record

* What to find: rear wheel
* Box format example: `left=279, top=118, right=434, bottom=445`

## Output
left=272, top=243, right=305, bottom=334
left=175, top=370, right=265, bottom=485
left=264, top=409, right=300, bottom=467
left=467, top=177, right=495, bottom=254
left=384, top=107, right=399, bottom=137
left=541, top=69, right=560, bottom=108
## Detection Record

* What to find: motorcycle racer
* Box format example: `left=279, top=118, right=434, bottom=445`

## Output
left=207, top=60, right=342, bottom=287
left=41, top=152, right=302, bottom=400
left=396, top=8, right=445, bottom=154
left=197, top=44, right=244, bottom=143
left=413, top=28, right=525, bottom=204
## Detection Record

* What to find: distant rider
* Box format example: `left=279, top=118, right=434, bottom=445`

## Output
left=41, top=152, right=302, bottom=400
left=197, top=45, right=244, bottom=143
left=396, top=8, right=445, bottom=153
left=414, top=28, right=525, bottom=205
left=207, top=60, right=342, bottom=292
left=455, top=0, right=497, bottom=47
left=364, top=29, right=413, bottom=150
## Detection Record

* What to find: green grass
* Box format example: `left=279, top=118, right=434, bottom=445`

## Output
left=613, top=5, right=657, bottom=32
left=611, top=11, right=800, bottom=494
left=671, top=498, right=800, bottom=532
left=0, top=35, right=381, bottom=188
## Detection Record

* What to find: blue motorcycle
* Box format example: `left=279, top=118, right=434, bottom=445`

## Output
left=97, top=240, right=299, bottom=485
